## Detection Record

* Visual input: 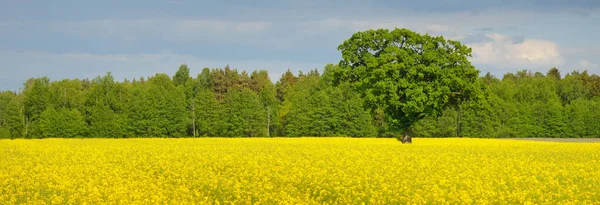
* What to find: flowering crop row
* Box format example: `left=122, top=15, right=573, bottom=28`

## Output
left=1, top=138, right=599, bottom=204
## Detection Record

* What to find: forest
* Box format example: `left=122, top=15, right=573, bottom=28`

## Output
left=0, top=64, right=599, bottom=139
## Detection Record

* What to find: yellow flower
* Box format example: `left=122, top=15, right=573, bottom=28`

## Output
left=0, top=138, right=599, bottom=204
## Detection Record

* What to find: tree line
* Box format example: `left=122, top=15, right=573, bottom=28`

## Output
left=0, top=64, right=373, bottom=139
left=414, top=68, right=600, bottom=138
left=0, top=65, right=599, bottom=139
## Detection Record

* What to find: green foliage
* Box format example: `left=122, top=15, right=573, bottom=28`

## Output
left=173, top=64, right=191, bottom=87
left=0, top=92, right=14, bottom=126
left=89, top=102, right=123, bottom=138
left=0, top=91, right=17, bottom=139
left=221, top=88, right=267, bottom=137
left=413, top=108, right=457, bottom=137
left=124, top=74, right=188, bottom=137
left=23, top=77, right=52, bottom=138
left=275, top=69, right=297, bottom=102
left=565, top=98, right=600, bottom=138
left=84, top=72, right=127, bottom=138
left=251, top=70, right=279, bottom=137
left=335, top=28, right=484, bottom=141
left=37, top=107, right=87, bottom=138
left=195, top=89, right=222, bottom=137
left=0, top=127, right=10, bottom=139
left=49, top=79, right=86, bottom=110
left=197, top=68, right=213, bottom=90
left=125, top=80, right=150, bottom=137
left=559, top=71, right=591, bottom=104
left=146, top=74, right=188, bottom=137
left=282, top=73, right=319, bottom=136
left=5, top=98, right=24, bottom=139
left=326, top=84, right=377, bottom=137
left=282, top=68, right=376, bottom=137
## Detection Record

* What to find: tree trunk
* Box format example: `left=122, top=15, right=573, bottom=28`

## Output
left=192, top=106, right=196, bottom=137
left=401, top=129, right=412, bottom=144
left=24, top=119, right=29, bottom=138
left=21, top=105, right=28, bottom=138
left=267, top=107, right=271, bottom=137
left=456, top=104, right=461, bottom=138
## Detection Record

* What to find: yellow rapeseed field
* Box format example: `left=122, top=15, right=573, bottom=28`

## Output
left=1, top=138, right=599, bottom=204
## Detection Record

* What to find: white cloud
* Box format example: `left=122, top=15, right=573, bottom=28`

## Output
left=579, top=59, right=599, bottom=69
left=467, top=33, right=564, bottom=69
left=296, top=17, right=568, bottom=74
left=556, top=46, right=600, bottom=74
left=2, top=9, right=598, bottom=84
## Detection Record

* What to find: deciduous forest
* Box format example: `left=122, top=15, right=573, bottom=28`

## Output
left=1, top=64, right=599, bottom=139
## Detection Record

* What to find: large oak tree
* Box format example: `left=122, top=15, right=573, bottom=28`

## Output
left=334, top=28, right=484, bottom=143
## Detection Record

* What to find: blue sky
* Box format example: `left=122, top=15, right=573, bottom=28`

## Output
left=1, top=0, right=599, bottom=90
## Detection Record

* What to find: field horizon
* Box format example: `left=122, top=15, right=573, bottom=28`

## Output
left=4, top=136, right=600, bottom=142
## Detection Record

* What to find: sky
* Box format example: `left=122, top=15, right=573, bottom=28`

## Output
left=1, top=0, right=599, bottom=90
